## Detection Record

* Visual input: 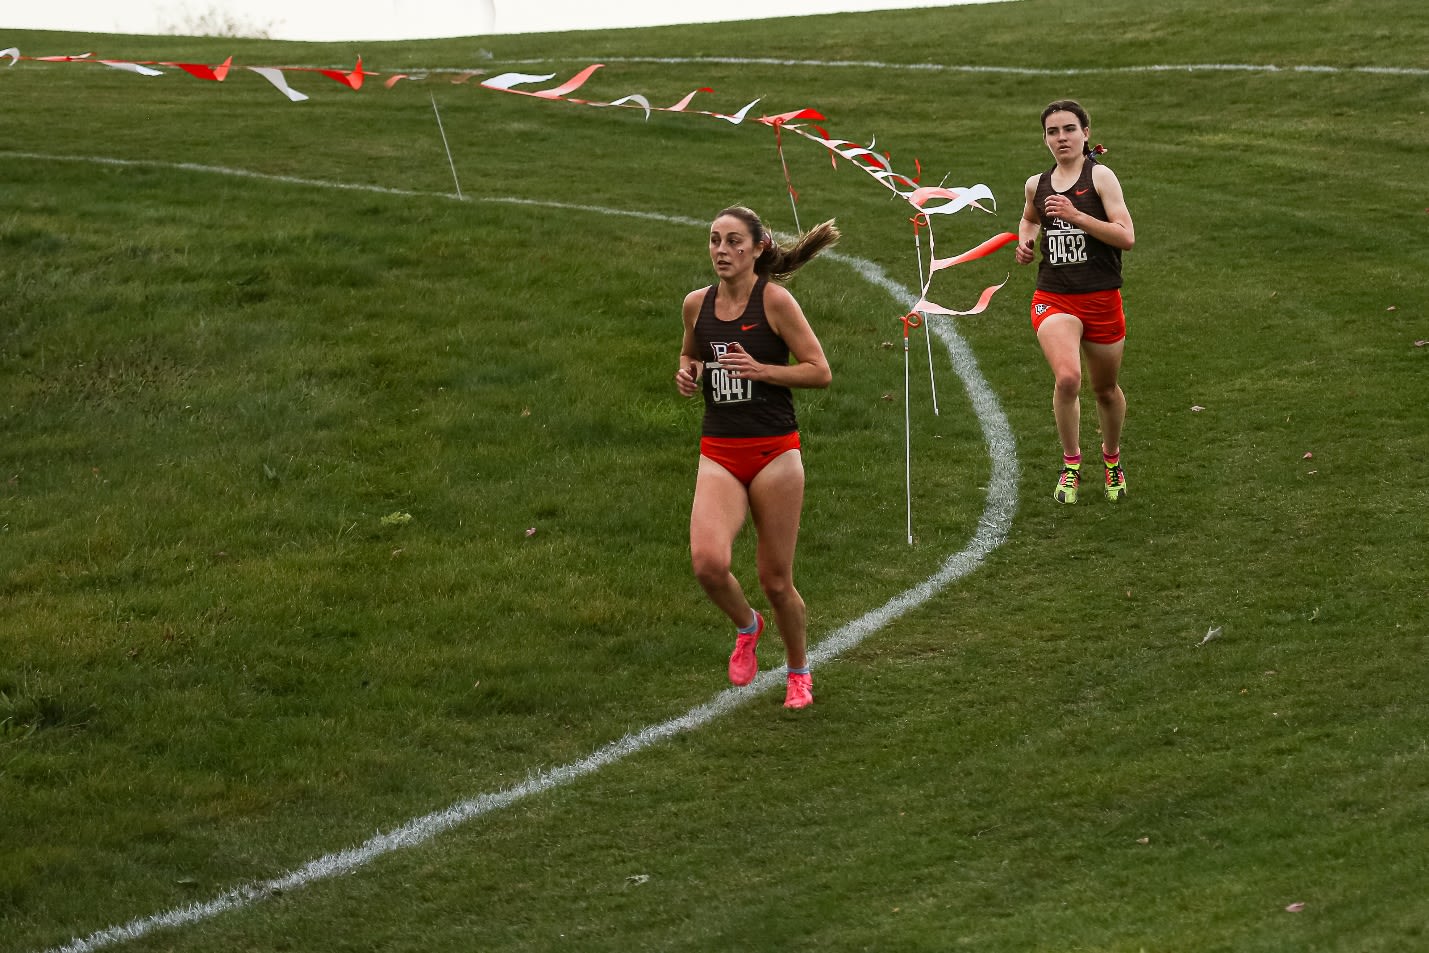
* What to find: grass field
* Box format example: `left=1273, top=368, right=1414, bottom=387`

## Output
left=2, top=0, right=1427, bottom=951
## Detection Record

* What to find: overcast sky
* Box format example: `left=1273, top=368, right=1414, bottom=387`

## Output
left=7, top=0, right=1014, bottom=41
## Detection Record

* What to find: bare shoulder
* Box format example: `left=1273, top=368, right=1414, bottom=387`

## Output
left=1092, top=162, right=1123, bottom=188
left=682, top=286, right=708, bottom=323
left=1091, top=163, right=1129, bottom=206
left=762, top=281, right=817, bottom=343
left=762, top=280, right=798, bottom=309
left=762, top=281, right=807, bottom=323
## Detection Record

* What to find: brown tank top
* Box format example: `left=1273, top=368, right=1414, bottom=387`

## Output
left=693, top=276, right=797, bottom=437
left=1034, top=157, right=1123, bottom=294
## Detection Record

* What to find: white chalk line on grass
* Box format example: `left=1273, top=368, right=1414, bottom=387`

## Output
left=398, top=57, right=1428, bottom=77
left=589, top=56, right=1429, bottom=77
left=36, top=56, right=1412, bottom=82
left=10, top=152, right=1018, bottom=953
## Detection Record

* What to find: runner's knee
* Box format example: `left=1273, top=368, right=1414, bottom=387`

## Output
left=757, top=569, right=796, bottom=604
left=690, top=546, right=731, bottom=586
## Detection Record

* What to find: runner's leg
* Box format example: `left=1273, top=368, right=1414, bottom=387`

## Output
left=689, top=455, right=756, bottom=627
left=748, top=450, right=807, bottom=670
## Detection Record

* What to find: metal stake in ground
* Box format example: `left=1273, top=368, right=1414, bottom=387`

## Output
left=910, top=212, right=940, bottom=416
left=900, top=310, right=923, bottom=546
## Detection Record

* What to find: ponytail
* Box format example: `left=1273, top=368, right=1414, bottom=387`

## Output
left=716, top=205, right=840, bottom=283
left=760, top=220, right=840, bottom=282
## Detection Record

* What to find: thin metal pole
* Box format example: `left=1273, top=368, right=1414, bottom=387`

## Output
left=902, top=315, right=917, bottom=546
left=923, top=315, right=940, bottom=417
left=431, top=93, right=463, bottom=200
left=777, top=130, right=802, bottom=233
left=914, top=223, right=940, bottom=416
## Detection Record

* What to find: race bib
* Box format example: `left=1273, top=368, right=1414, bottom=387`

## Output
left=708, top=342, right=753, bottom=404
left=1045, top=217, right=1089, bottom=267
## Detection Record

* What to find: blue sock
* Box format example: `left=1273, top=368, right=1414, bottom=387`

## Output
left=737, top=610, right=760, bottom=634
left=788, top=666, right=810, bottom=676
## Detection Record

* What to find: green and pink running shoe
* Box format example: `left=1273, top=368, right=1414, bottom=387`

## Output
left=1105, top=463, right=1127, bottom=502
left=1054, top=465, right=1080, bottom=504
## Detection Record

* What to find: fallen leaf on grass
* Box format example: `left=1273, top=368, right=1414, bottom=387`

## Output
left=626, top=874, right=650, bottom=886
left=1197, top=625, right=1222, bottom=647
left=1136, top=837, right=1150, bottom=845
left=1386, top=305, right=1397, bottom=312
left=1415, top=340, right=1426, bottom=348
left=1285, top=902, right=1306, bottom=913
left=1190, top=405, right=1205, bottom=412
left=1302, top=452, right=1314, bottom=460
left=524, top=527, right=537, bottom=537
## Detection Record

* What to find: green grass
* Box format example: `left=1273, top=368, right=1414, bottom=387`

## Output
left=2, top=0, right=1427, bottom=951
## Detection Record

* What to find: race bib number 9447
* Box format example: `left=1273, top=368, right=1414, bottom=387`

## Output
left=709, top=342, right=753, bottom=404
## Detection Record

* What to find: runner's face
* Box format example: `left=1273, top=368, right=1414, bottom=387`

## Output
left=1044, top=111, right=1088, bottom=160
left=709, top=215, right=760, bottom=278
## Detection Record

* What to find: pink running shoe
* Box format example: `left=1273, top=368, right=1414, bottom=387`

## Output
left=727, top=611, right=763, bottom=686
left=783, top=671, right=813, bottom=709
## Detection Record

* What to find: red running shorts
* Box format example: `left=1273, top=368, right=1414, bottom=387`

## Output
left=1031, top=289, right=1126, bottom=345
left=699, top=432, right=802, bottom=487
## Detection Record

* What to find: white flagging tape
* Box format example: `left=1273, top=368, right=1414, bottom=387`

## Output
left=7, top=152, right=1018, bottom=953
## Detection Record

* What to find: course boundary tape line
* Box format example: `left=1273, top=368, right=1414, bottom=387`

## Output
left=5, top=152, right=1018, bottom=953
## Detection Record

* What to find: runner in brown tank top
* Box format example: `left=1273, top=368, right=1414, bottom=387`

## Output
left=1014, top=100, right=1137, bottom=505
left=674, top=205, right=838, bottom=710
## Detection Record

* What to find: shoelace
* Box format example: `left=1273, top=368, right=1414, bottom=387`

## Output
left=1058, top=467, right=1080, bottom=487
left=1105, top=465, right=1124, bottom=486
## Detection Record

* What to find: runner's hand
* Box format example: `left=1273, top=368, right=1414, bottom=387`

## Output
left=719, top=343, right=761, bottom=380
left=674, top=361, right=702, bottom=397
